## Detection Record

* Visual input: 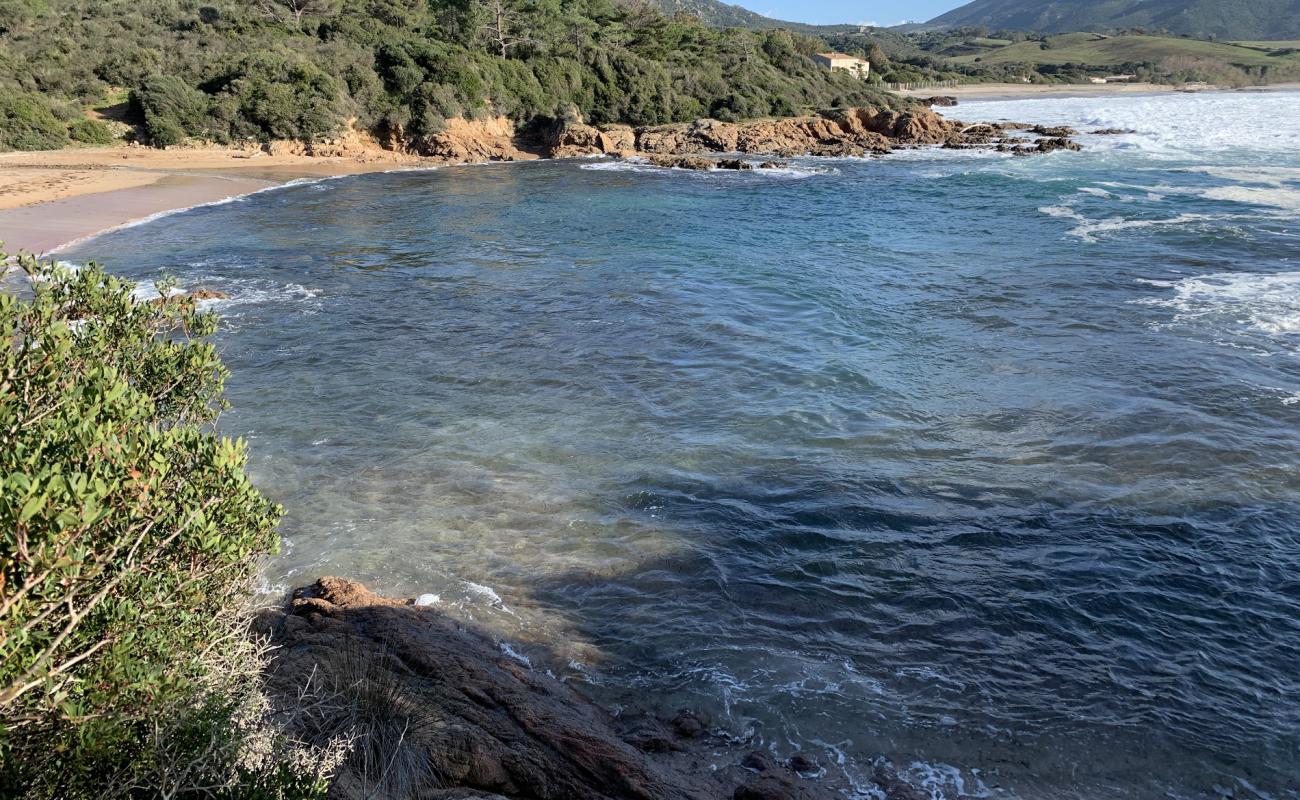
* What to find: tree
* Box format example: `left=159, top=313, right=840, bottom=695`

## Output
left=866, top=41, right=889, bottom=68
left=476, top=0, right=539, bottom=57
left=255, top=0, right=339, bottom=30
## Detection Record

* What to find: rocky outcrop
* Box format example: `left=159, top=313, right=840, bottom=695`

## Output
left=258, top=578, right=837, bottom=800
left=232, top=104, right=1078, bottom=174
left=549, top=107, right=958, bottom=160
left=547, top=121, right=636, bottom=158
left=916, top=95, right=959, bottom=107
left=1034, top=136, right=1084, bottom=153
left=409, top=117, right=538, bottom=162
left=538, top=105, right=1077, bottom=163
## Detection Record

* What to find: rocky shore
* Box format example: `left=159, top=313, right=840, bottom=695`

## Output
left=0, top=103, right=1086, bottom=252
left=409, top=105, right=1083, bottom=166
left=258, top=578, right=942, bottom=800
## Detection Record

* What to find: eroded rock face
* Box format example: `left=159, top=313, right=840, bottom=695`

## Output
left=258, top=578, right=842, bottom=800
left=411, top=116, right=537, bottom=162
left=547, top=121, right=637, bottom=158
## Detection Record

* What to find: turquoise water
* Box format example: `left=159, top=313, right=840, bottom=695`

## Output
left=64, top=91, right=1300, bottom=799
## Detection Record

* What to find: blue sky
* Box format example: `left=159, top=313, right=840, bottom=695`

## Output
left=739, top=0, right=968, bottom=26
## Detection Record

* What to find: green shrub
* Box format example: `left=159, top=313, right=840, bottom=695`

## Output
left=0, top=91, right=68, bottom=151
left=131, top=75, right=211, bottom=146
left=0, top=256, right=317, bottom=797
left=67, top=117, right=114, bottom=145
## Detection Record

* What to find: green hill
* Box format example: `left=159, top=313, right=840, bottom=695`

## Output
left=0, top=0, right=899, bottom=152
left=947, top=32, right=1300, bottom=68
left=928, top=0, right=1300, bottom=41
left=651, top=0, right=789, bottom=29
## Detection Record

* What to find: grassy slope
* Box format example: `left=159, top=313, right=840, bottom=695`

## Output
left=926, top=0, right=1300, bottom=41
left=947, top=32, right=1300, bottom=67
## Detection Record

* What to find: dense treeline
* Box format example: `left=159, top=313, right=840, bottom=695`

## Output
left=0, top=0, right=897, bottom=150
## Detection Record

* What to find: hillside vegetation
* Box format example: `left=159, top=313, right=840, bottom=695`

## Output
left=928, top=0, right=1300, bottom=42
left=0, top=0, right=898, bottom=151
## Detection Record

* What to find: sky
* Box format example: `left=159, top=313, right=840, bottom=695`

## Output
left=738, top=0, right=968, bottom=26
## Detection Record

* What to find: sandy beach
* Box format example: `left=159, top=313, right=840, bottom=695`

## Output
left=899, top=80, right=1300, bottom=102
left=0, top=144, right=427, bottom=254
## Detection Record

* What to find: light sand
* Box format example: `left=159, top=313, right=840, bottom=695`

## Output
left=0, top=144, right=426, bottom=255
left=900, top=81, right=1300, bottom=102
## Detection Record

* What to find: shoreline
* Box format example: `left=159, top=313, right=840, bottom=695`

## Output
left=0, top=146, right=444, bottom=255
left=8, top=82, right=1296, bottom=255
left=899, top=80, right=1300, bottom=102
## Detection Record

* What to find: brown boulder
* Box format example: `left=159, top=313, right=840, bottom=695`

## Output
left=258, top=578, right=722, bottom=800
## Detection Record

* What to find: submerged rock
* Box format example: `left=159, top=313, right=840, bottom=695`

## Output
left=1029, top=124, right=1078, bottom=137
left=149, top=288, right=228, bottom=306
left=1035, top=136, right=1084, bottom=153
left=644, top=154, right=718, bottom=170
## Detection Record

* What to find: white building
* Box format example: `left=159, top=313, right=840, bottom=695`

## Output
left=813, top=52, right=871, bottom=80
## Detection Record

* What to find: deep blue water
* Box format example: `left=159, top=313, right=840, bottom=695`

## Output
left=64, top=92, right=1300, bottom=799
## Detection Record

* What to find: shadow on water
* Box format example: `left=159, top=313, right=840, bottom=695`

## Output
left=503, top=466, right=1300, bottom=800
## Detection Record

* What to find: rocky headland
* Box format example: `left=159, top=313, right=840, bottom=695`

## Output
left=410, top=105, right=1083, bottom=166
left=0, top=104, right=1084, bottom=252
left=257, top=578, right=946, bottom=800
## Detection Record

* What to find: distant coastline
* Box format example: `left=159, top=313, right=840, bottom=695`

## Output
left=6, top=82, right=1294, bottom=255
left=899, top=79, right=1300, bottom=102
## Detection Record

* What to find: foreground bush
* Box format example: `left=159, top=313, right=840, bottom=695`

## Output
left=0, top=255, right=336, bottom=797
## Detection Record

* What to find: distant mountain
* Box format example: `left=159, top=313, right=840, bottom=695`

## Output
left=651, top=0, right=789, bottom=29
left=927, top=0, right=1300, bottom=41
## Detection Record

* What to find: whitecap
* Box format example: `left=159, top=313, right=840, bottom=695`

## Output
left=1136, top=270, right=1300, bottom=341
left=1200, top=186, right=1300, bottom=214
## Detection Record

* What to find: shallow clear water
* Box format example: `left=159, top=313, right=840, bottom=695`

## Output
left=65, top=91, right=1300, bottom=800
